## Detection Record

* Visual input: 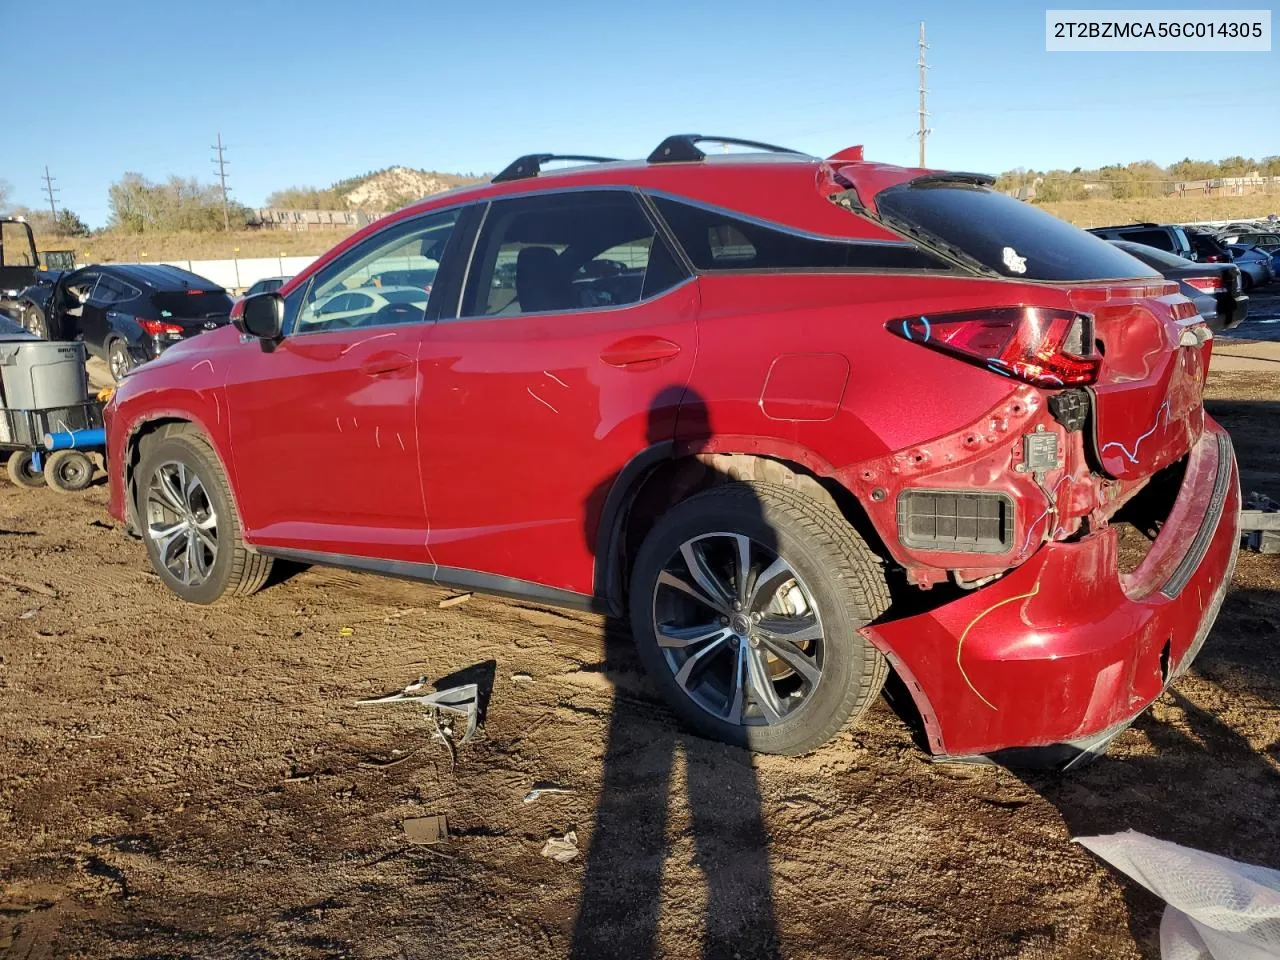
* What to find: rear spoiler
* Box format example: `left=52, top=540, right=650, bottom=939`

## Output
left=906, top=172, right=997, bottom=188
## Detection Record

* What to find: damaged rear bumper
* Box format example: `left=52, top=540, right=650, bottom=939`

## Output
left=861, top=421, right=1239, bottom=765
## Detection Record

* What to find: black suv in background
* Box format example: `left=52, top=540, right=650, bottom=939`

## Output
left=1086, top=222, right=1196, bottom=260
left=16, top=264, right=234, bottom=380
left=1185, top=229, right=1233, bottom=263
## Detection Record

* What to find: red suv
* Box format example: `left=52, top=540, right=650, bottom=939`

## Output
left=105, top=136, right=1239, bottom=764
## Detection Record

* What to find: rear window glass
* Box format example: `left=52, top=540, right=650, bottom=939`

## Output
left=151, top=289, right=234, bottom=318
left=875, top=183, right=1160, bottom=282
left=1110, top=241, right=1190, bottom=270
left=651, top=196, right=949, bottom=273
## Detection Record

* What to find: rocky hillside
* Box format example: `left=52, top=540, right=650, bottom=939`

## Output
left=341, top=167, right=480, bottom=209
left=265, top=167, right=486, bottom=213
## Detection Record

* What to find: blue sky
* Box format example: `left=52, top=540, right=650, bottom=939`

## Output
left=2, top=0, right=1275, bottom=227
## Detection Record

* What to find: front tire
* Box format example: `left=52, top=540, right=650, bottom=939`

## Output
left=6, top=450, right=46, bottom=488
left=629, top=482, right=891, bottom=755
left=135, top=431, right=272, bottom=603
left=23, top=304, right=48, bottom=339
left=44, top=449, right=94, bottom=492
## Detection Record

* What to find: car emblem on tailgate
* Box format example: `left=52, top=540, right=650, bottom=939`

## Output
left=203, top=321, right=217, bottom=329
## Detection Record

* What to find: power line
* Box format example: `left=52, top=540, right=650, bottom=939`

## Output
left=917, top=21, right=930, bottom=167
left=42, top=165, right=59, bottom=220
left=212, top=133, right=231, bottom=231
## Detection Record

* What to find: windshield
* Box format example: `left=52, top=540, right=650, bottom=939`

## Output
left=875, top=181, right=1161, bottom=282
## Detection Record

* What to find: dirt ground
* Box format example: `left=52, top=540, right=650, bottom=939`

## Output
left=2, top=372, right=1279, bottom=960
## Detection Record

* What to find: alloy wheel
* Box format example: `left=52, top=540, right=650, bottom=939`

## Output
left=145, top=460, right=218, bottom=586
left=109, top=343, right=130, bottom=381
left=651, top=532, right=825, bottom=726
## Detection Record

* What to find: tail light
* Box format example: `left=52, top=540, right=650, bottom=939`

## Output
left=138, top=319, right=184, bottom=336
left=887, top=307, right=1100, bottom=388
left=1184, top=276, right=1226, bottom=295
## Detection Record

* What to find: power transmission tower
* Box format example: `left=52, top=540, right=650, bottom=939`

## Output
left=42, top=165, right=59, bottom=220
left=212, top=133, right=231, bottom=231
left=917, top=21, right=930, bottom=167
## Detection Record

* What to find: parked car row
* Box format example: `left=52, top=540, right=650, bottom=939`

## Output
left=98, top=137, right=1239, bottom=767
left=1085, top=219, right=1278, bottom=330
left=13, top=264, right=235, bottom=379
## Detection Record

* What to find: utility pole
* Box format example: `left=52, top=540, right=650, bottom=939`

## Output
left=917, top=21, right=929, bottom=168
left=42, top=165, right=59, bottom=220
left=212, top=132, right=231, bottom=231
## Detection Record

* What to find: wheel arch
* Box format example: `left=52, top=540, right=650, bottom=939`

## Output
left=593, top=444, right=894, bottom=617
left=123, top=414, right=241, bottom=537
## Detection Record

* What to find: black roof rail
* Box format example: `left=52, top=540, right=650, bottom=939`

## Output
left=492, top=154, right=619, bottom=184
left=647, top=134, right=809, bottom=164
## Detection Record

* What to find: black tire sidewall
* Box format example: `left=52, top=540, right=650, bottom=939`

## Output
left=6, top=450, right=45, bottom=487
left=136, top=436, right=237, bottom=604
left=629, top=485, right=877, bottom=755
left=46, top=450, right=93, bottom=491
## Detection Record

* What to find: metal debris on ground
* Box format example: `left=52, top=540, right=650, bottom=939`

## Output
left=338, top=626, right=355, bottom=637
left=358, top=680, right=480, bottom=769
left=540, top=831, right=579, bottom=863
left=1241, top=492, right=1280, bottom=554
left=403, top=815, right=448, bottom=845
left=438, top=592, right=472, bottom=608
left=523, top=783, right=574, bottom=804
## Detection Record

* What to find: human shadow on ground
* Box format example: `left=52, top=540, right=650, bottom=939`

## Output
left=569, top=386, right=782, bottom=960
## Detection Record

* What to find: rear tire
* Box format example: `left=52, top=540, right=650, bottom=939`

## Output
left=629, top=481, right=891, bottom=755
left=44, top=449, right=94, bottom=492
left=108, top=339, right=133, bottom=381
left=1241, top=273, right=1254, bottom=292
left=135, top=430, right=272, bottom=603
left=6, top=450, right=46, bottom=488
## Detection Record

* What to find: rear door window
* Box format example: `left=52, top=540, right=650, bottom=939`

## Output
left=460, top=191, right=687, bottom=318
left=875, top=182, right=1161, bottom=281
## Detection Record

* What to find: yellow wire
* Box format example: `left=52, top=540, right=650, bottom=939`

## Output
left=955, top=581, right=1042, bottom=712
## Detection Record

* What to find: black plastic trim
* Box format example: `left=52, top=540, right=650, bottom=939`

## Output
left=647, top=135, right=809, bottom=164
left=896, top=488, right=1015, bottom=555
left=492, top=154, right=619, bottom=183
left=257, top=547, right=602, bottom=612
left=592, top=440, right=677, bottom=617
left=1159, top=431, right=1233, bottom=599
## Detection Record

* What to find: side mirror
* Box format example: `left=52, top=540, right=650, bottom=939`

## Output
left=235, top=292, right=284, bottom=340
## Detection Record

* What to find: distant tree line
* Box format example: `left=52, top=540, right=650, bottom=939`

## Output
left=107, top=173, right=252, bottom=234
left=996, top=156, right=1280, bottom=201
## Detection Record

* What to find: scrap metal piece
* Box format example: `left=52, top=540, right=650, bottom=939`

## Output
left=358, top=679, right=480, bottom=746
left=1241, top=492, right=1280, bottom=555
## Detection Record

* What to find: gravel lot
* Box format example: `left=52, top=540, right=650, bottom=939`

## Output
left=1, top=370, right=1277, bottom=960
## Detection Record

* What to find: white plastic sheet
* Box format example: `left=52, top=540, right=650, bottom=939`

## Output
left=1076, top=831, right=1280, bottom=959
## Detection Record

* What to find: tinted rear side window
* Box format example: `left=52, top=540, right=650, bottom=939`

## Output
left=876, top=183, right=1160, bottom=282
left=151, top=290, right=234, bottom=318
left=650, top=196, right=949, bottom=272
left=1120, top=229, right=1175, bottom=252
